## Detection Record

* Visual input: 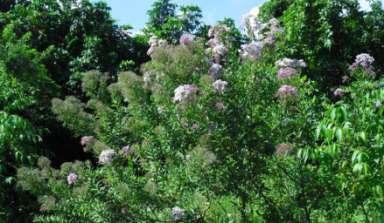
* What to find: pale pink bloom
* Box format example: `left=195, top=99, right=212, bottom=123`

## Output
left=173, top=84, right=199, bottom=103
left=67, top=172, right=78, bottom=185
left=276, top=85, right=298, bottom=98
left=213, top=44, right=228, bottom=57
left=208, top=38, right=220, bottom=48
left=212, top=79, right=228, bottom=93
left=240, top=41, right=264, bottom=61
left=179, top=33, right=195, bottom=45
left=277, top=67, right=298, bottom=79
left=98, top=149, right=116, bottom=165
left=208, top=63, right=223, bottom=79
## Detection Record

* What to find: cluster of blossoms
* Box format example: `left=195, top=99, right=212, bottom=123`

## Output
left=240, top=7, right=282, bottom=61
left=239, top=41, right=264, bottom=61
left=147, top=36, right=167, bottom=56
left=179, top=33, right=195, bottom=46
left=171, top=206, right=185, bottom=221
left=208, top=63, right=223, bottom=79
left=275, top=58, right=307, bottom=80
left=80, top=136, right=95, bottom=152
left=349, top=53, right=376, bottom=77
left=98, top=149, right=116, bottom=165
left=206, top=24, right=229, bottom=74
left=67, top=172, right=78, bottom=185
left=212, top=79, right=228, bottom=94
left=276, top=84, right=298, bottom=99
left=173, top=84, right=199, bottom=103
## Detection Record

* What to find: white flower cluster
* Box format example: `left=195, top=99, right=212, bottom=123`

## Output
left=147, top=36, right=167, bottom=56
left=276, top=58, right=307, bottom=69
left=173, top=84, right=199, bottom=103
left=212, top=79, right=228, bottom=94
left=98, top=149, right=116, bottom=165
left=349, top=53, right=376, bottom=77
left=242, top=7, right=282, bottom=44
left=171, top=206, right=185, bottom=221
left=67, top=172, right=78, bottom=185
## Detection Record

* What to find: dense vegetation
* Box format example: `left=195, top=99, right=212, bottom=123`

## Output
left=1, top=0, right=384, bottom=222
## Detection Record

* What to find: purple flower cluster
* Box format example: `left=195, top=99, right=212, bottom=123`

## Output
left=67, top=172, right=78, bottom=185
left=276, top=85, right=298, bottom=99
left=349, top=53, right=376, bottom=77
left=179, top=33, right=195, bottom=46
left=173, top=84, right=199, bottom=103
left=98, top=149, right=116, bottom=165
left=208, top=63, right=223, bottom=79
left=212, top=79, right=228, bottom=93
left=277, top=67, right=299, bottom=79
left=240, top=41, right=264, bottom=61
left=207, top=25, right=229, bottom=64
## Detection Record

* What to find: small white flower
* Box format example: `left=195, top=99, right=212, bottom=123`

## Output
left=98, top=149, right=116, bottom=165
left=171, top=206, right=185, bottom=221
left=275, top=58, right=307, bottom=69
left=173, top=84, right=199, bottom=103
left=67, top=172, right=78, bottom=185
left=212, top=79, right=228, bottom=93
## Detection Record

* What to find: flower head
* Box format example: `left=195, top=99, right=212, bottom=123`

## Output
left=208, top=63, right=223, bottom=79
left=179, top=33, right=195, bottom=45
left=276, top=58, right=307, bottom=69
left=171, top=206, right=185, bottom=221
left=212, top=79, right=228, bottom=93
left=98, top=149, right=116, bottom=165
left=276, top=85, right=298, bottom=98
left=353, top=53, right=375, bottom=69
left=240, top=41, right=264, bottom=61
left=213, top=44, right=228, bottom=57
left=277, top=67, right=298, bottom=79
left=67, top=172, right=78, bottom=185
left=173, top=84, right=199, bottom=103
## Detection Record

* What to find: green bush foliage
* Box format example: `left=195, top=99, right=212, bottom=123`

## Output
left=0, top=0, right=383, bottom=222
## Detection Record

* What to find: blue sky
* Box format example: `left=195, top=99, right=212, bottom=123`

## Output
left=101, top=0, right=382, bottom=32
left=102, top=0, right=265, bottom=31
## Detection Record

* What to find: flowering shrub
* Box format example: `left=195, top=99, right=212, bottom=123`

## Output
left=9, top=0, right=384, bottom=222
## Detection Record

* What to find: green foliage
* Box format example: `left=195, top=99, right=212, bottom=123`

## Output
left=145, top=0, right=203, bottom=43
left=3, top=0, right=384, bottom=222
